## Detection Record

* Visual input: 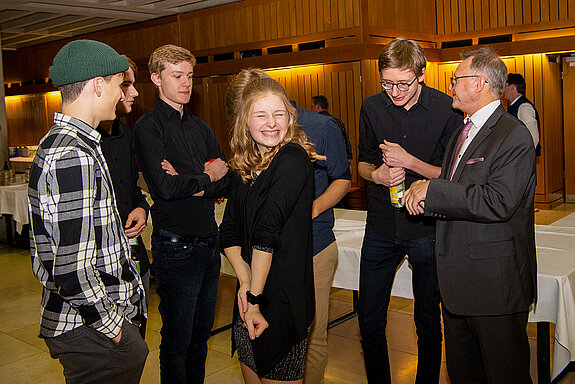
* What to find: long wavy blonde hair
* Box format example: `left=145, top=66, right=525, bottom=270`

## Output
left=228, top=73, right=323, bottom=182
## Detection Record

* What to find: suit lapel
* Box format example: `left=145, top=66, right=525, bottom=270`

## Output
left=451, top=105, right=506, bottom=182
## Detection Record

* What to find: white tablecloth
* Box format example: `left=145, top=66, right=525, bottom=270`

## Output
left=0, top=183, right=29, bottom=234
left=331, top=209, right=575, bottom=380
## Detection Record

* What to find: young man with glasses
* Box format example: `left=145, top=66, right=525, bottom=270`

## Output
left=357, top=37, right=461, bottom=383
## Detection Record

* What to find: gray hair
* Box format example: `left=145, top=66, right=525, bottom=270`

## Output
left=461, top=47, right=507, bottom=97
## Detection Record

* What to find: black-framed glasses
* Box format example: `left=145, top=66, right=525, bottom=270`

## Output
left=450, top=74, right=487, bottom=87
left=380, top=77, right=418, bottom=92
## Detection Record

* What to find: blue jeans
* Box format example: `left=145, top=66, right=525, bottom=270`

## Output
left=359, top=228, right=442, bottom=384
left=151, top=232, right=221, bottom=384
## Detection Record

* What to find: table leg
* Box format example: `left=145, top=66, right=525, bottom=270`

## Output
left=328, top=290, right=359, bottom=329
left=3, top=214, right=14, bottom=246
left=538, top=321, right=551, bottom=384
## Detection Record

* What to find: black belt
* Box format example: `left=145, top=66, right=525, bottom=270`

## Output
left=155, top=233, right=213, bottom=244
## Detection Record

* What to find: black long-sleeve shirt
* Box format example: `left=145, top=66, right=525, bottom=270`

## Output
left=358, top=84, right=462, bottom=241
left=134, top=98, right=229, bottom=237
left=97, top=119, right=150, bottom=274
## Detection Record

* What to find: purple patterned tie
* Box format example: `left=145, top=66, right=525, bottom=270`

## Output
left=448, top=120, right=474, bottom=180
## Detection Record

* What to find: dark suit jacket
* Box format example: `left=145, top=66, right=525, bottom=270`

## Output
left=425, top=104, right=537, bottom=316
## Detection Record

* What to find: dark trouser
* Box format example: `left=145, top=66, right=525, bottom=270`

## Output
left=139, top=270, right=150, bottom=339
left=45, top=321, right=148, bottom=384
left=359, top=229, right=442, bottom=384
left=442, top=307, right=532, bottom=384
left=152, top=233, right=221, bottom=384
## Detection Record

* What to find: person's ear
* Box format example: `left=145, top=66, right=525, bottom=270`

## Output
left=93, top=77, right=103, bottom=97
left=151, top=72, right=161, bottom=88
left=418, top=67, right=426, bottom=83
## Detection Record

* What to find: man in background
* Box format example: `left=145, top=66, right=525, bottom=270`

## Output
left=403, top=47, right=537, bottom=383
left=29, top=39, right=148, bottom=384
left=134, top=44, right=229, bottom=383
left=357, top=37, right=461, bottom=383
left=504, top=73, right=541, bottom=155
left=97, top=57, right=151, bottom=338
left=294, top=101, right=351, bottom=384
left=311, top=94, right=353, bottom=161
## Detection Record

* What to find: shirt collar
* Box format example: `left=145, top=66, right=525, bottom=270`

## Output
left=96, top=119, right=124, bottom=139
left=54, top=112, right=101, bottom=143
left=468, top=100, right=501, bottom=129
left=381, top=82, right=430, bottom=111
left=155, top=97, right=191, bottom=120
left=509, top=95, right=521, bottom=106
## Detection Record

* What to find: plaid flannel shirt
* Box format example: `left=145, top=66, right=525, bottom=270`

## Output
left=29, top=113, right=145, bottom=339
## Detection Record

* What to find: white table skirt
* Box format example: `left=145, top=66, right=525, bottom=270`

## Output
left=0, top=183, right=29, bottom=234
left=331, top=209, right=575, bottom=380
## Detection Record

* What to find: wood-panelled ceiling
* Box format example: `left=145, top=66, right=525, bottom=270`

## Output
left=0, top=0, right=241, bottom=50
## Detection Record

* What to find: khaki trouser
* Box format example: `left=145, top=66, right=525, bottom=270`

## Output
left=304, top=241, right=339, bottom=384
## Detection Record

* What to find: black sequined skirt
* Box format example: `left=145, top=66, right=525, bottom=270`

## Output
left=233, top=318, right=309, bottom=380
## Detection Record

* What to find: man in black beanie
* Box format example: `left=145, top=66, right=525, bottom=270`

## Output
left=28, top=39, right=149, bottom=384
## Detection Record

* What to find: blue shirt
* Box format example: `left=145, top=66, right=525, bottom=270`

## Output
left=292, top=102, right=351, bottom=255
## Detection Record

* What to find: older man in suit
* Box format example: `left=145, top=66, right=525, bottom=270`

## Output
left=403, top=47, right=537, bottom=384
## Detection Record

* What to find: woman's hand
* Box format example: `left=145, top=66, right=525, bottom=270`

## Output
left=237, top=280, right=251, bottom=322
left=244, top=305, right=268, bottom=339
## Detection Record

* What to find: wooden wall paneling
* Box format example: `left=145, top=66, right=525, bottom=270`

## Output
left=489, top=0, right=499, bottom=28
left=314, top=0, right=324, bottom=33
left=290, top=0, right=299, bottom=36
left=352, top=61, right=363, bottom=180
left=542, top=56, right=564, bottom=204
left=570, top=0, right=575, bottom=18
left=323, top=0, right=332, bottom=31
left=5, top=95, right=47, bottom=146
left=437, top=0, right=445, bottom=35
left=465, top=0, right=475, bottom=32
left=559, top=0, right=569, bottom=18
left=522, top=0, right=532, bottom=23
left=352, top=0, right=360, bottom=29
left=269, top=2, right=279, bottom=40
left=541, top=0, right=551, bottom=21
left=459, top=0, right=469, bottom=32
left=451, top=0, right=460, bottom=33
left=531, top=55, right=546, bottom=196
left=532, top=0, right=542, bottom=22
left=513, top=0, right=523, bottom=24
left=550, top=0, right=560, bottom=20
left=506, top=0, right=515, bottom=25
left=497, top=0, right=506, bottom=27
left=43, top=92, right=62, bottom=134
left=481, top=0, right=491, bottom=29
left=309, top=0, right=318, bottom=34
left=563, top=57, right=575, bottom=202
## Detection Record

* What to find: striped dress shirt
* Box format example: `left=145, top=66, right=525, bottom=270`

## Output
left=28, top=113, right=145, bottom=339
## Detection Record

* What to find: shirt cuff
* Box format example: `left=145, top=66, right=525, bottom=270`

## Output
left=94, top=313, right=124, bottom=339
left=198, top=172, right=212, bottom=191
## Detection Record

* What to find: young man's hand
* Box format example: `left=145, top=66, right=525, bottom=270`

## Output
left=204, top=158, right=228, bottom=182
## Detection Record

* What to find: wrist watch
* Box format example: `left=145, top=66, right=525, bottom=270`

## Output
left=246, top=291, right=267, bottom=307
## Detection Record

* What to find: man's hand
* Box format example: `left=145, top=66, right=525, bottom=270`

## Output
left=161, top=159, right=178, bottom=176
left=403, top=179, right=430, bottom=215
left=380, top=140, right=413, bottom=169
left=371, top=164, right=405, bottom=187
left=124, top=207, right=147, bottom=238
left=112, top=329, right=122, bottom=344
left=204, top=158, right=229, bottom=182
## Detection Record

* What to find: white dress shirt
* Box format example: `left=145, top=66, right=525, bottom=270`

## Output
left=451, top=100, right=500, bottom=174
left=509, top=96, right=539, bottom=148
